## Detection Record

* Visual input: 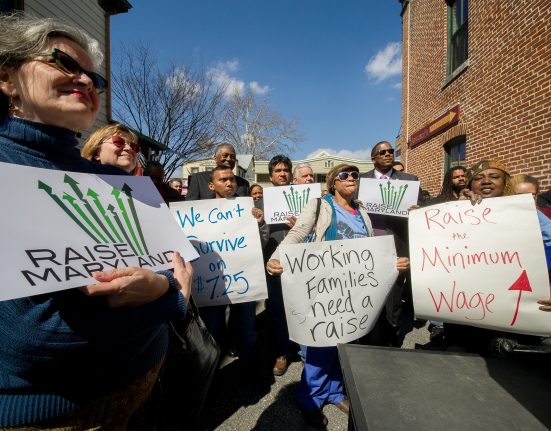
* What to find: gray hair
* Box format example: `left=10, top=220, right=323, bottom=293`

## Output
left=0, top=13, right=104, bottom=118
left=293, top=163, right=313, bottom=178
left=214, top=143, right=236, bottom=156
left=0, top=13, right=103, bottom=69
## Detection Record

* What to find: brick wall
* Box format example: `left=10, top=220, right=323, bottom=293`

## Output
left=400, top=0, right=551, bottom=196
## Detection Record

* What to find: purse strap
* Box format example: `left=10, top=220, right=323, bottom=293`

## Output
left=314, top=197, right=321, bottom=226
left=305, top=198, right=322, bottom=243
left=187, top=294, right=200, bottom=318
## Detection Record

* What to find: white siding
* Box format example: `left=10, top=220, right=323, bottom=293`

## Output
left=24, top=0, right=109, bottom=144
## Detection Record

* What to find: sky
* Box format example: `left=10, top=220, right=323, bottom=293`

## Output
left=110, top=1, right=404, bottom=160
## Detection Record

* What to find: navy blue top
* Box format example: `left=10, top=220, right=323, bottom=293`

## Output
left=0, top=117, right=187, bottom=426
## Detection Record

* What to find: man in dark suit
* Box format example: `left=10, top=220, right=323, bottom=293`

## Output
left=360, top=140, right=419, bottom=346
left=186, top=143, right=249, bottom=200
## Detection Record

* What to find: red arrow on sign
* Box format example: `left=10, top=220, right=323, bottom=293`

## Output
left=508, top=269, right=532, bottom=326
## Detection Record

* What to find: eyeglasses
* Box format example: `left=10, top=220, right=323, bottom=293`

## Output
left=30, top=48, right=108, bottom=93
left=110, top=135, right=140, bottom=153
left=336, top=171, right=359, bottom=181
left=376, top=148, right=395, bottom=156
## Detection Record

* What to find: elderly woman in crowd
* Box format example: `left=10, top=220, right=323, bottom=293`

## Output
left=81, top=122, right=140, bottom=174
left=0, top=13, right=192, bottom=429
left=267, top=163, right=409, bottom=428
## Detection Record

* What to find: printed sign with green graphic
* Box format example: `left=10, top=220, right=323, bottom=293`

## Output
left=263, top=183, right=322, bottom=224
left=0, top=162, right=198, bottom=301
left=358, top=178, right=420, bottom=217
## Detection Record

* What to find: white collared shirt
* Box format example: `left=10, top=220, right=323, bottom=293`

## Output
left=374, top=168, right=394, bottom=180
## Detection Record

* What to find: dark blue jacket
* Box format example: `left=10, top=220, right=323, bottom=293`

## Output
left=0, top=118, right=186, bottom=427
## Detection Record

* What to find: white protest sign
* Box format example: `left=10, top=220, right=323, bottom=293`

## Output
left=410, top=194, right=550, bottom=335
left=280, top=236, right=398, bottom=347
left=263, top=183, right=322, bottom=224
left=358, top=178, right=420, bottom=217
left=0, top=162, right=199, bottom=301
left=170, top=197, right=268, bottom=307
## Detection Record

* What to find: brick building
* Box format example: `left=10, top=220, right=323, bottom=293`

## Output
left=398, top=0, right=551, bottom=195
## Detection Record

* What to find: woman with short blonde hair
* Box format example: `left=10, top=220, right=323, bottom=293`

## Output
left=82, top=123, right=140, bottom=174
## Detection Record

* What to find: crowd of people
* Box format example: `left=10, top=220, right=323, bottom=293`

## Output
left=0, top=12, right=549, bottom=431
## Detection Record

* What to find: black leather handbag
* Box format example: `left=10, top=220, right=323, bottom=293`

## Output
left=158, top=296, right=221, bottom=430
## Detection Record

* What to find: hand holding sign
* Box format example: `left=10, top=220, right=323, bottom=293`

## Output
left=409, top=194, right=550, bottom=335
left=280, top=236, right=399, bottom=347
left=172, top=251, right=194, bottom=301
left=81, top=265, right=170, bottom=308
left=170, top=198, right=267, bottom=307
left=0, top=163, right=198, bottom=301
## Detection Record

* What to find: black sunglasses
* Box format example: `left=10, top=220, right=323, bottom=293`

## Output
left=376, top=148, right=395, bottom=156
left=336, top=171, right=359, bottom=181
left=31, top=48, right=108, bottom=93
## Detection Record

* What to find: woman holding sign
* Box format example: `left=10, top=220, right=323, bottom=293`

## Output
left=267, top=163, right=409, bottom=428
left=0, top=14, right=192, bottom=428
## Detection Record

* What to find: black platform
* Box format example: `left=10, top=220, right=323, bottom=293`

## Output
left=338, top=344, right=551, bottom=431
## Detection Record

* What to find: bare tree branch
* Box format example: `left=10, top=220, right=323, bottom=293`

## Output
left=215, top=90, right=302, bottom=159
left=111, top=43, right=225, bottom=179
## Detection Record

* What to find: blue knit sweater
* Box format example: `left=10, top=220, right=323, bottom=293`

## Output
left=0, top=118, right=187, bottom=426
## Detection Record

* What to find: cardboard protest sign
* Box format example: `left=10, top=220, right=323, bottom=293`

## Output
left=0, top=162, right=199, bottom=301
left=358, top=178, right=420, bottom=217
left=280, top=236, right=398, bottom=347
left=263, top=183, right=322, bottom=224
left=170, top=198, right=268, bottom=307
left=410, top=194, right=550, bottom=335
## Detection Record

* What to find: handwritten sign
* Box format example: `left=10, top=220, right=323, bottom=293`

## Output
left=263, top=183, right=322, bottom=224
left=280, top=236, right=398, bottom=347
left=358, top=178, right=420, bottom=217
left=410, top=194, right=550, bottom=335
left=0, top=162, right=199, bottom=301
left=170, top=198, right=267, bottom=307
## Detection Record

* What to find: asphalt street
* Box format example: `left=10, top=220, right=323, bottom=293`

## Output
left=199, top=314, right=431, bottom=431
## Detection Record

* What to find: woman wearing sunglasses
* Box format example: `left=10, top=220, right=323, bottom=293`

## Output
left=266, top=163, right=409, bottom=428
left=82, top=123, right=141, bottom=175
left=0, top=14, right=192, bottom=429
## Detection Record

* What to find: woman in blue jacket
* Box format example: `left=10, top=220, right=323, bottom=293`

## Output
left=0, top=13, right=192, bottom=429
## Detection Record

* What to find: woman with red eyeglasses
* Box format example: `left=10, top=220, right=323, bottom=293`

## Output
left=0, top=13, right=192, bottom=429
left=266, top=163, right=410, bottom=428
left=82, top=123, right=141, bottom=175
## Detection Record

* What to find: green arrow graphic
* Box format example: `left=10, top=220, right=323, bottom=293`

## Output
left=63, top=174, right=84, bottom=199
left=121, top=183, right=148, bottom=254
left=396, top=183, right=408, bottom=209
left=112, top=187, right=143, bottom=255
left=63, top=193, right=108, bottom=243
left=38, top=181, right=100, bottom=243
left=87, top=189, right=123, bottom=242
left=64, top=176, right=115, bottom=242
left=283, top=190, right=291, bottom=211
left=107, top=204, right=139, bottom=256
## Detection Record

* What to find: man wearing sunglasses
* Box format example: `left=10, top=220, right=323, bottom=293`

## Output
left=186, top=143, right=250, bottom=201
left=360, top=141, right=420, bottom=347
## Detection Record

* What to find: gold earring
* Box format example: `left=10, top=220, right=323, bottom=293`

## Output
left=7, top=97, right=16, bottom=114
